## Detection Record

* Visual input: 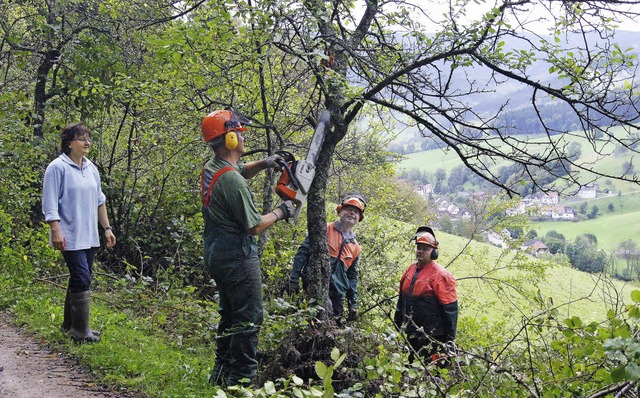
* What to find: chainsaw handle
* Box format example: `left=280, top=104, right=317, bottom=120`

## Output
left=277, top=158, right=301, bottom=191
left=274, top=150, right=310, bottom=194
left=275, top=150, right=295, bottom=163
left=274, top=157, right=289, bottom=172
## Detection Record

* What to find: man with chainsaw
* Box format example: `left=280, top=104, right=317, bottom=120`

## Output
left=394, top=227, right=458, bottom=364
left=288, top=194, right=366, bottom=324
left=200, top=109, right=294, bottom=387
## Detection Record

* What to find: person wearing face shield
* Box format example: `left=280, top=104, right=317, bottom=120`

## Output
left=394, top=227, right=458, bottom=364
left=200, top=109, right=293, bottom=387
left=288, top=195, right=366, bottom=325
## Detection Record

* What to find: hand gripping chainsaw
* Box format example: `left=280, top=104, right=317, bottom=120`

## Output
left=275, top=110, right=331, bottom=222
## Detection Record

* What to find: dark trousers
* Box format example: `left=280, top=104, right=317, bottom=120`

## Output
left=329, top=287, right=345, bottom=320
left=407, top=332, right=446, bottom=363
left=62, top=248, right=97, bottom=292
left=209, top=256, right=263, bottom=386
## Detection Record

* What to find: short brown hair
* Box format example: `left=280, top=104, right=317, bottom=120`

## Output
left=60, top=123, right=90, bottom=154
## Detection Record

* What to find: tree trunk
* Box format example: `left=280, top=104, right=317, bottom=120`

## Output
left=305, top=116, right=345, bottom=318
left=32, top=48, right=58, bottom=138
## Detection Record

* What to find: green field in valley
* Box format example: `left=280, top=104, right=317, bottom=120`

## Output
left=441, top=232, right=638, bottom=324
left=400, top=146, right=466, bottom=173
left=399, top=128, right=636, bottom=191
left=398, top=132, right=640, bottom=250
left=533, top=192, right=640, bottom=250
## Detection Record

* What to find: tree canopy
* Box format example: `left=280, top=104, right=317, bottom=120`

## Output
left=2, top=0, right=640, bottom=395
left=3, top=0, right=640, bottom=315
left=253, top=0, right=640, bottom=312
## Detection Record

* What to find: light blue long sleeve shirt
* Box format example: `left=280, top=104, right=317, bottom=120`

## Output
left=42, top=154, right=106, bottom=250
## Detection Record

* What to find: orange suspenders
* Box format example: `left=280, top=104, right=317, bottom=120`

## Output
left=201, top=166, right=234, bottom=207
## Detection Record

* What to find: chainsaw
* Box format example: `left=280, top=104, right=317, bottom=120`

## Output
left=275, top=110, right=331, bottom=222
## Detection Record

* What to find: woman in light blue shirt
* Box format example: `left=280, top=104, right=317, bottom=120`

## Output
left=42, top=123, right=116, bottom=343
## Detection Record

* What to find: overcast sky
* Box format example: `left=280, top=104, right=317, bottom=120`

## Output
left=355, top=0, right=639, bottom=34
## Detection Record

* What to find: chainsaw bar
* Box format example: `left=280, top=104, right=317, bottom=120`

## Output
left=274, top=110, right=332, bottom=222
left=306, top=110, right=331, bottom=165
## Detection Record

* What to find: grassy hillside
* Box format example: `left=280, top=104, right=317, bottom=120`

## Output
left=399, top=128, right=637, bottom=194
left=363, top=220, right=639, bottom=334
left=435, top=231, right=639, bottom=324
left=533, top=193, right=640, bottom=249
left=400, top=146, right=466, bottom=172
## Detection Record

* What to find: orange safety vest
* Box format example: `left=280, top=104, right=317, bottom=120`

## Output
left=327, top=222, right=360, bottom=268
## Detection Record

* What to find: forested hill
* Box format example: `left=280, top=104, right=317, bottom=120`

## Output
left=390, top=29, right=640, bottom=154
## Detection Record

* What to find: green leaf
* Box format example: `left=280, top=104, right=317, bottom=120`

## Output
left=315, top=361, right=328, bottom=379
left=611, top=366, right=627, bottom=382
left=582, top=345, right=595, bottom=356
left=264, top=381, right=276, bottom=394
left=631, top=290, right=640, bottom=303
left=331, top=347, right=340, bottom=361
left=625, top=363, right=640, bottom=380
left=551, top=339, right=565, bottom=351
left=334, top=353, right=346, bottom=368
left=563, top=315, right=582, bottom=329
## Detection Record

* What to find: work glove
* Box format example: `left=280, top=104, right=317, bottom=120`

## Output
left=287, top=279, right=300, bottom=294
left=265, top=154, right=285, bottom=171
left=347, top=307, right=358, bottom=321
left=277, top=200, right=295, bottom=221
left=443, top=341, right=457, bottom=357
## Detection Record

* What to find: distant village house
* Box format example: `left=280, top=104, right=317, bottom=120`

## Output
left=522, top=240, right=549, bottom=256
left=577, top=184, right=598, bottom=199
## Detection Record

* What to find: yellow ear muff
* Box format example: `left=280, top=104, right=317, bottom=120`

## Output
left=225, top=132, right=238, bottom=150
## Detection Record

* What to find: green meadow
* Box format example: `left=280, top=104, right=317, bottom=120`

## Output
left=412, top=229, right=640, bottom=356
left=371, top=223, right=640, bottom=330
left=399, top=128, right=636, bottom=187
left=533, top=193, right=640, bottom=250
left=398, top=131, right=640, bottom=249
left=400, top=146, right=465, bottom=172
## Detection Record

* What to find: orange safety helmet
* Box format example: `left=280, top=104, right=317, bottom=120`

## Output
left=412, top=226, right=439, bottom=259
left=336, top=194, right=367, bottom=221
left=415, top=231, right=438, bottom=248
left=201, top=109, right=248, bottom=143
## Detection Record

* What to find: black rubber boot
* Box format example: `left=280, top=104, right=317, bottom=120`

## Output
left=62, top=289, right=100, bottom=336
left=68, top=291, right=100, bottom=343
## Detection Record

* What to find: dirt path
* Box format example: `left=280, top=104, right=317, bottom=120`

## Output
left=0, top=313, right=135, bottom=398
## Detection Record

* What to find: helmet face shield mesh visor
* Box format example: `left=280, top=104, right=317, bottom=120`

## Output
left=224, top=112, right=248, bottom=132
left=202, top=109, right=249, bottom=142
